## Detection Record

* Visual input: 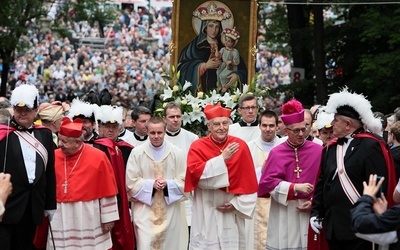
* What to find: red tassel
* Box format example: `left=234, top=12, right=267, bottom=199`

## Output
left=33, top=216, right=49, bottom=249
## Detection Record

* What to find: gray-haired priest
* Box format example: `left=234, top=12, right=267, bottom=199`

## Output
left=49, top=117, right=119, bottom=249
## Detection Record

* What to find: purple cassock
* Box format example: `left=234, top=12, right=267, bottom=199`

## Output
left=258, top=140, right=323, bottom=199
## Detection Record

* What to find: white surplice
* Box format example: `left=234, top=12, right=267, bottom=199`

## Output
left=126, top=140, right=188, bottom=250
left=47, top=196, right=119, bottom=250
left=189, top=155, right=257, bottom=250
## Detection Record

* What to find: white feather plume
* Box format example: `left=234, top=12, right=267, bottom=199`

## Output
left=325, top=87, right=382, bottom=134
left=10, top=85, right=39, bottom=108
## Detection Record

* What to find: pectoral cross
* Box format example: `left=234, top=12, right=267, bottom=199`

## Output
left=62, top=181, right=68, bottom=194
left=294, top=166, right=302, bottom=179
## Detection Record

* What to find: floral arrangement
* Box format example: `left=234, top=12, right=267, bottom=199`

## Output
left=155, top=66, right=269, bottom=136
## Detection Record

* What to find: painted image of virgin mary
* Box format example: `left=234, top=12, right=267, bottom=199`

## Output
left=177, top=1, right=247, bottom=93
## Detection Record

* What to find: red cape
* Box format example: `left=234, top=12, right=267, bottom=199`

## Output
left=94, top=138, right=135, bottom=250
left=185, top=135, right=258, bottom=194
left=55, top=144, right=117, bottom=202
left=0, top=124, right=49, bottom=140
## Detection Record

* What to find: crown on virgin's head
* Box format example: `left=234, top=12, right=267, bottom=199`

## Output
left=223, top=27, right=240, bottom=40
left=193, top=1, right=231, bottom=21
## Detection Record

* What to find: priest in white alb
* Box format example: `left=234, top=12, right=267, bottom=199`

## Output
left=126, top=117, right=188, bottom=250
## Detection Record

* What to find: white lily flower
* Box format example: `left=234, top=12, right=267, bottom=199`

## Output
left=233, top=88, right=242, bottom=98
left=209, top=89, right=220, bottom=101
left=162, top=87, right=173, bottom=101
left=242, top=84, right=249, bottom=94
left=230, top=110, right=238, bottom=121
left=182, top=112, right=191, bottom=126
left=182, top=81, right=192, bottom=92
left=257, top=96, right=264, bottom=107
left=218, top=93, right=236, bottom=109
left=190, top=105, right=205, bottom=123
left=174, top=97, right=182, bottom=105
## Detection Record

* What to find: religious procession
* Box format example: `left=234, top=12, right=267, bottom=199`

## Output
left=1, top=0, right=400, bottom=250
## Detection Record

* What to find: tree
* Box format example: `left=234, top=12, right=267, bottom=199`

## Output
left=0, top=0, right=46, bottom=96
left=324, top=4, right=400, bottom=113
left=0, top=0, right=116, bottom=97
left=56, top=0, right=116, bottom=38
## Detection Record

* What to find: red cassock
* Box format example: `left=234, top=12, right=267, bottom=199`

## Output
left=95, top=138, right=135, bottom=250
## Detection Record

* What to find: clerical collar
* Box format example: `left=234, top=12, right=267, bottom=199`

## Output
left=239, top=119, right=258, bottom=127
left=119, top=128, right=127, bottom=137
left=134, top=132, right=148, bottom=141
left=68, top=143, right=84, bottom=158
left=286, top=139, right=306, bottom=149
left=166, top=128, right=181, bottom=137
left=210, top=135, right=227, bottom=144
left=209, top=135, right=229, bottom=153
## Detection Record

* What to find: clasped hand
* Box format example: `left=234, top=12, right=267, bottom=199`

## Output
left=154, top=177, right=166, bottom=191
left=216, top=203, right=235, bottom=213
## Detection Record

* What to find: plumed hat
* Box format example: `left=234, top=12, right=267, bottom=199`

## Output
left=281, top=99, right=304, bottom=125
left=325, top=87, right=382, bottom=133
left=59, top=117, right=83, bottom=138
left=316, top=110, right=334, bottom=130
left=39, top=102, right=64, bottom=122
left=10, top=85, right=39, bottom=109
left=97, top=105, right=123, bottom=124
left=68, top=98, right=96, bottom=122
left=204, top=103, right=231, bottom=120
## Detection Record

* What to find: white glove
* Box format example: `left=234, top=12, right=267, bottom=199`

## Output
left=44, top=209, right=56, bottom=222
left=310, top=216, right=323, bottom=234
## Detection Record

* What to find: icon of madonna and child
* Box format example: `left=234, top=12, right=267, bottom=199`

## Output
left=177, top=1, right=248, bottom=94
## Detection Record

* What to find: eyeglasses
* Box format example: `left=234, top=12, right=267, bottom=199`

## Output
left=240, top=106, right=258, bottom=111
left=286, top=127, right=307, bottom=134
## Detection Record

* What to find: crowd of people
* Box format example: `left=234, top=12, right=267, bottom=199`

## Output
left=1, top=3, right=293, bottom=113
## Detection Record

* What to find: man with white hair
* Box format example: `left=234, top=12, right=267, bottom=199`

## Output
left=310, top=88, right=397, bottom=250
left=185, top=103, right=258, bottom=249
left=49, top=117, right=119, bottom=249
